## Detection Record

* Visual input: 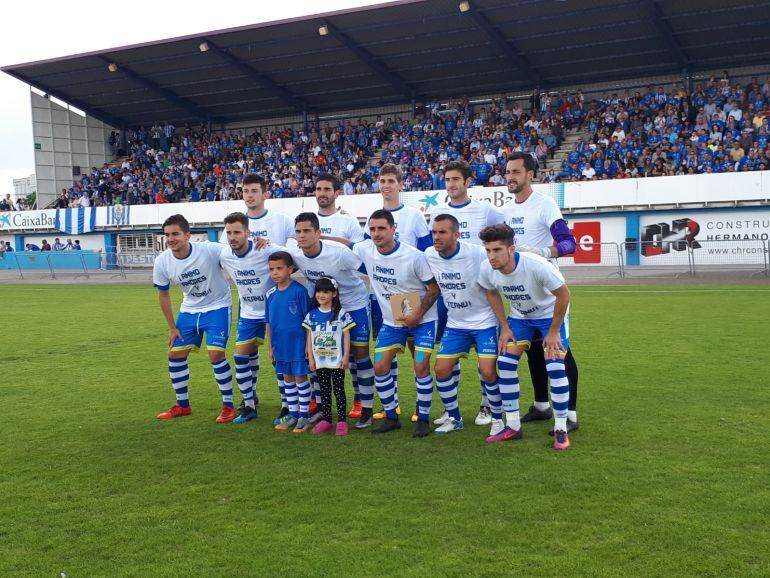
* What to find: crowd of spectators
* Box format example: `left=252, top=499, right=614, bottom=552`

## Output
left=0, top=194, right=30, bottom=211
left=548, top=73, right=770, bottom=181
left=48, top=71, right=770, bottom=207
left=54, top=120, right=384, bottom=207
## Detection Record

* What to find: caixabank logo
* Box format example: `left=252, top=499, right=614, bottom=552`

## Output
left=641, top=218, right=701, bottom=256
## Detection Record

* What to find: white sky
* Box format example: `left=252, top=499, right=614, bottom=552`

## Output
left=0, top=0, right=393, bottom=196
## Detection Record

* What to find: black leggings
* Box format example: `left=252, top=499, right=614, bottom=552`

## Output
left=526, top=343, right=579, bottom=411
left=317, top=368, right=347, bottom=422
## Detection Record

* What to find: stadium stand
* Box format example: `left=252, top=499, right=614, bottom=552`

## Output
left=48, top=73, right=769, bottom=207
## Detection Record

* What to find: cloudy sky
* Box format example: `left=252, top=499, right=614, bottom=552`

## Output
left=0, top=0, right=392, bottom=197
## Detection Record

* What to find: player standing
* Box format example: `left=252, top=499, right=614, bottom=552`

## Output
left=221, top=173, right=296, bottom=418
left=501, top=152, right=580, bottom=432
left=286, top=213, right=376, bottom=430
left=478, top=223, right=572, bottom=450
left=323, top=163, right=432, bottom=423
left=352, top=209, right=440, bottom=437
left=153, top=214, right=235, bottom=422
left=430, top=159, right=506, bottom=426
left=424, top=214, right=503, bottom=435
left=219, top=212, right=283, bottom=424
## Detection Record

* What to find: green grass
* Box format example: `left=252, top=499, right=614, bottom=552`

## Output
left=1, top=284, right=769, bottom=577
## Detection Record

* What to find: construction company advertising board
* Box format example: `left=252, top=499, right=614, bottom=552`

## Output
left=640, top=209, right=770, bottom=265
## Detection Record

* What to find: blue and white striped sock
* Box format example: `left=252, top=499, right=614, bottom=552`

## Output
left=546, top=357, right=570, bottom=432
left=249, top=353, right=259, bottom=398
left=483, top=380, right=503, bottom=421
left=479, top=369, right=489, bottom=407
left=168, top=358, right=190, bottom=408
left=436, top=375, right=460, bottom=420
left=375, top=372, right=398, bottom=419
left=234, top=354, right=255, bottom=409
left=497, top=353, right=521, bottom=430
left=276, top=373, right=287, bottom=409
left=211, top=359, right=234, bottom=408
left=349, top=356, right=360, bottom=402
left=310, top=373, right=322, bottom=405
left=355, top=357, right=375, bottom=409
left=390, top=358, right=399, bottom=404
left=284, top=380, right=298, bottom=418
left=415, top=373, right=434, bottom=422
left=296, top=379, right=311, bottom=419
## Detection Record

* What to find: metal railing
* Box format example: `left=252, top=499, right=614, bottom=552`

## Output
left=14, top=251, right=127, bottom=280
left=623, top=239, right=770, bottom=277
left=556, top=242, right=625, bottom=279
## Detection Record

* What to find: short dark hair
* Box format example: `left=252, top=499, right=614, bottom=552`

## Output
left=479, top=223, right=515, bottom=246
left=295, top=212, right=320, bottom=231
left=443, top=159, right=472, bottom=181
left=315, top=173, right=340, bottom=192
left=242, top=173, right=266, bottom=190
left=433, top=213, right=459, bottom=232
left=163, top=214, right=190, bottom=233
left=506, top=152, right=537, bottom=176
left=268, top=251, right=294, bottom=267
left=223, top=212, right=249, bottom=229
left=369, top=209, right=395, bottom=226
left=379, top=163, right=403, bottom=182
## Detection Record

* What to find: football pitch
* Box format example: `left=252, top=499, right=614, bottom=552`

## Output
left=2, top=284, right=769, bottom=577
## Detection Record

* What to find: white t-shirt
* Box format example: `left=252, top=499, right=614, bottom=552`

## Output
left=502, top=191, right=563, bottom=262
left=352, top=239, right=437, bottom=326
left=366, top=204, right=430, bottom=248
left=153, top=241, right=232, bottom=313
left=430, top=198, right=505, bottom=245
left=424, top=242, right=497, bottom=330
left=317, top=211, right=365, bottom=243
left=303, top=307, right=355, bottom=369
left=478, top=252, right=565, bottom=320
left=286, top=241, right=369, bottom=312
left=219, top=210, right=295, bottom=246
left=219, top=241, right=279, bottom=320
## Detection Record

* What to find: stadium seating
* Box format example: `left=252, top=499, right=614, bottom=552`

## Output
left=53, top=75, right=770, bottom=206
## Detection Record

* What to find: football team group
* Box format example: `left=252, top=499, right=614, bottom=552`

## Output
left=152, top=152, right=580, bottom=450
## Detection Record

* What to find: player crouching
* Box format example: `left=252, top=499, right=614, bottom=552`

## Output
left=478, top=224, right=572, bottom=450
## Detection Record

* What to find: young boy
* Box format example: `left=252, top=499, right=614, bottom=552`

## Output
left=265, top=251, right=312, bottom=433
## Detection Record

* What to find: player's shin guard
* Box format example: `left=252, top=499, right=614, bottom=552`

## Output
left=234, top=354, right=255, bottom=408
left=296, top=379, right=311, bottom=419
left=211, top=359, right=234, bottom=408
left=374, top=373, right=398, bottom=419
left=415, top=373, right=434, bottom=422
left=355, top=357, right=375, bottom=409
left=168, top=358, right=190, bottom=408
left=249, top=353, right=259, bottom=397
left=436, top=374, right=461, bottom=420
left=483, top=380, right=502, bottom=420
left=390, top=358, right=399, bottom=404
left=497, top=353, right=521, bottom=430
left=349, top=356, right=360, bottom=402
left=546, top=357, right=570, bottom=431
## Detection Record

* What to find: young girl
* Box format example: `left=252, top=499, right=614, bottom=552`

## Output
left=303, top=277, right=353, bottom=436
left=266, top=251, right=312, bottom=433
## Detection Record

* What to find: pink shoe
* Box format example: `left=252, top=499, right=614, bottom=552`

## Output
left=336, top=421, right=349, bottom=436
left=312, top=420, right=333, bottom=434
left=553, top=429, right=570, bottom=450
left=485, top=426, right=523, bottom=444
